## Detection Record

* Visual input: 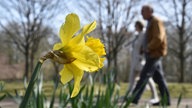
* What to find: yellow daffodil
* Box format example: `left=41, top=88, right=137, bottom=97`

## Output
left=52, top=13, right=106, bottom=98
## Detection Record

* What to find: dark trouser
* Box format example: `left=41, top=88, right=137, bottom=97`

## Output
left=131, top=56, right=170, bottom=104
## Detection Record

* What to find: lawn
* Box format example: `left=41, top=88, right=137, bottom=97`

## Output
left=1, top=81, right=192, bottom=99
left=119, top=82, right=192, bottom=98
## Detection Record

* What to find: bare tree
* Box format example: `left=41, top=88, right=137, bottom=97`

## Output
left=0, top=0, right=62, bottom=80
left=77, top=0, right=142, bottom=82
left=0, top=29, right=22, bottom=64
left=159, top=0, right=192, bottom=82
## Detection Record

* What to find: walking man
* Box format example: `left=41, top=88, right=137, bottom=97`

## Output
left=130, top=5, right=171, bottom=106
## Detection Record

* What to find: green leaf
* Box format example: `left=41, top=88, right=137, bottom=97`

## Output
left=19, top=61, right=43, bottom=108
left=0, top=94, right=6, bottom=101
left=88, top=84, right=94, bottom=108
left=49, top=79, right=59, bottom=108
left=177, top=93, right=183, bottom=108
left=37, top=92, right=44, bottom=108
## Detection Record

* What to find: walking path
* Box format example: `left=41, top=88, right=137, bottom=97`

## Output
left=0, top=98, right=191, bottom=108
left=133, top=98, right=191, bottom=108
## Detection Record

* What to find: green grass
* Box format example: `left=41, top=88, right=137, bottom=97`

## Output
left=117, top=82, right=192, bottom=99
left=1, top=81, right=192, bottom=99
left=168, top=83, right=192, bottom=98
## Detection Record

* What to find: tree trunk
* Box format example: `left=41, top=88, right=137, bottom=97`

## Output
left=30, top=54, right=34, bottom=76
left=113, top=51, right=118, bottom=83
left=24, top=50, right=29, bottom=80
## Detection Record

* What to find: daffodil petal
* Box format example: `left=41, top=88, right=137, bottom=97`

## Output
left=59, top=65, right=74, bottom=84
left=53, top=43, right=63, bottom=50
left=67, top=21, right=96, bottom=48
left=81, top=21, right=96, bottom=36
left=60, top=13, right=80, bottom=46
left=73, top=60, right=99, bottom=72
left=72, top=46, right=100, bottom=72
left=66, top=35, right=85, bottom=52
left=69, top=64, right=84, bottom=98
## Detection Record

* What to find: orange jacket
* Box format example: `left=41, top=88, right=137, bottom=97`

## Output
left=146, top=16, right=167, bottom=58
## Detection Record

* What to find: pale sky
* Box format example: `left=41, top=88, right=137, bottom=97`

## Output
left=0, top=0, right=169, bottom=35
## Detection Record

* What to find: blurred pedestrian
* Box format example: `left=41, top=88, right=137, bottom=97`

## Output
left=129, top=5, right=171, bottom=106
left=128, top=20, right=159, bottom=103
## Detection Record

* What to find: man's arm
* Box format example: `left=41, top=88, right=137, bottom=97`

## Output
left=147, top=20, right=165, bottom=51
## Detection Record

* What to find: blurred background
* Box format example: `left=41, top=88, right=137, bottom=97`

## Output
left=1, top=0, right=192, bottom=107
left=0, top=0, right=192, bottom=83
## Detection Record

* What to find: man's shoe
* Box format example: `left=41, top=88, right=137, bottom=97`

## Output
left=149, top=98, right=159, bottom=104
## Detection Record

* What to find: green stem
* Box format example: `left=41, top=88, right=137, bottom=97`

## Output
left=49, top=77, right=59, bottom=108
left=19, top=61, right=43, bottom=108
